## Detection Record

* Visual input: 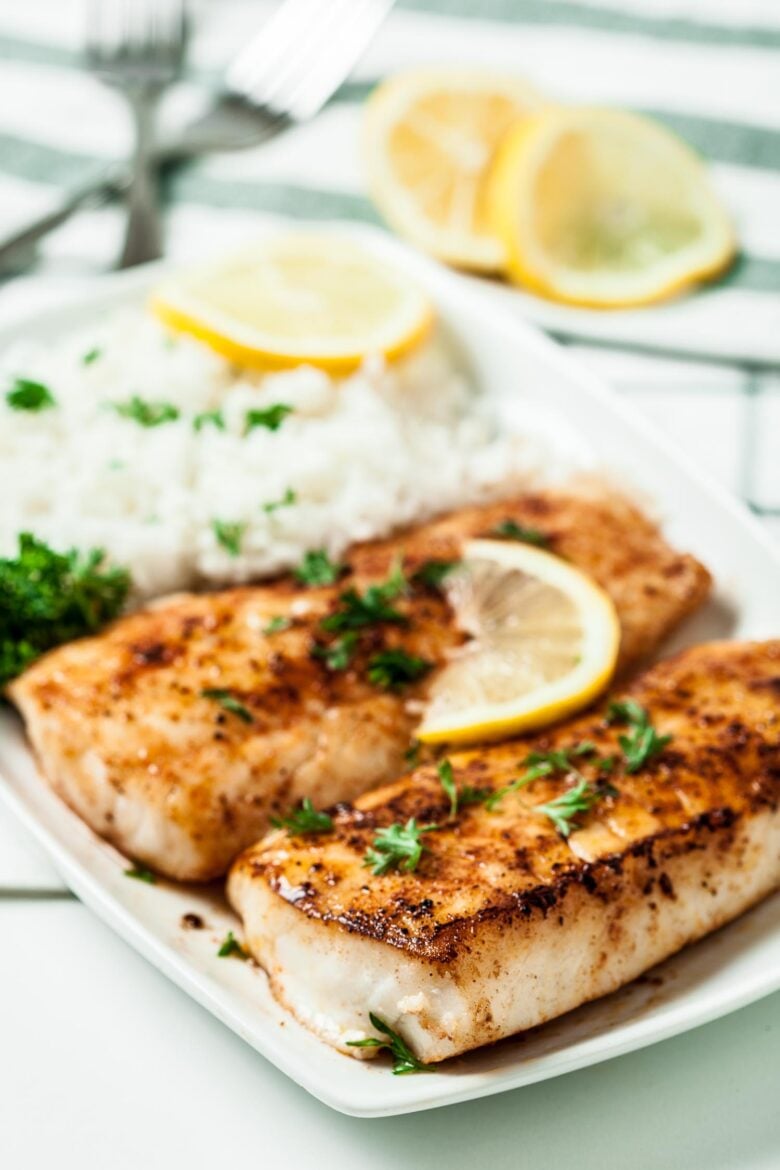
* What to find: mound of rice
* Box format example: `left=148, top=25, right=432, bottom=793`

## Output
left=1, top=312, right=568, bottom=600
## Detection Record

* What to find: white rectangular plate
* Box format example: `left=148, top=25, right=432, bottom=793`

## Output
left=1, top=223, right=778, bottom=1117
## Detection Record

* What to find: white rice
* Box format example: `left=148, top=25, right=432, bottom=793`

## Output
left=1, top=311, right=572, bottom=600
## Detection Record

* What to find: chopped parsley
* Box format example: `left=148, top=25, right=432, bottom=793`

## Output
left=367, top=648, right=431, bottom=692
left=0, top=534, right=130, bottom=687
left=404, top=739, right=421, bottom=768
left=194, top=409, right=225, bottom=432
left=311, top=631, right=358, bottom=671
left=212, top=519, right=247, bottom=557
left=489, top=519, right=549, bottom=547
left=244, top=404, right=293, bottom=434
left=263, top=615, right=291, bottom=634
left=410, top=559, right=458, bottom=590
left=321, top=566, right=407, bottom=634
left=437, top=759, right=489, bottom=818
left=364, top=818, right=438, bottom=876
left=217, top=931, right=249, bottom=960
left=294, top=549, right=345, bottom=587
left=124, top=865, right=156, bottom=884
left=262, top=488, right=297, bottom=514
left=271, top=797, right=333, bottom=836
left=607, top=700, right=672, bottom=772
left=533, top=778, right=617, bottom=838
left=82, top=347, right=101, bottom=365
left=111, top=395, right=180, bottom=427
left=6, top=377, right=56, bottom=411
left=485, top=743, right=597, bottom=811
left=347, top=1013, right=430, bottom=1075
left=200, top=688, right=253, bottom=724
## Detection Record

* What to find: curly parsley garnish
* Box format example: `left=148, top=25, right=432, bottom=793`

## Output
left=311, top=631, right=359, bottom=671
left=607, top=700, right=672, bottom=772
left=82, top=347, right=101, bottom=366
left=367, top=648, right=431, bottom=692
left=217, top=931, right=249, bottom=960
left=111, top=395, right=180, bottom=427
left=212, top=519, right=247, bottom=557
left=321, top=565, right=407, bottom=634
left=364, top=818, right=438, bottom=876
left=294, top=549, right=345, bottom=587
left=6, top=377, right=56, bottom=411
left=489, top=519, right=549, bottom=547
left=124, top=864, right=156, bottom=884
left=194, top=409, right=225, bottom=432
left=271, top=797, right=333, bottom=836
left=0, top=534, right=130, bottom=687
left=200, top=688, right=253, bottom=724
left=262, top=488, right=297, bottom=514
left=244, top=404, right=293, bottom=434
left=347, top=1013, right=430, bottom=1075
left=410, top=559, right=458, bottom=590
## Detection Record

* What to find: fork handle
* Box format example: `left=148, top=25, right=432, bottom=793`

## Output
left=119, top=93, right=163, bottom=270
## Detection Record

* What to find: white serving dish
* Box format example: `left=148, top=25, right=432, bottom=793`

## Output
left=1, top=223, right=778, bottom=1118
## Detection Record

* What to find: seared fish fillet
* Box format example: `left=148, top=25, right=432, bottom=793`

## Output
left=10, top=489, right=709, bottom=881
left=228, top=641, right=780, bottom=1064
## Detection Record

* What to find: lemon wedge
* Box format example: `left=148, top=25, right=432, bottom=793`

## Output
left=488, top=107, right=736, bottom=308
left=363, top=69, right=547, bottom=272
left=417, top=539, right=619, bottom=745
left=150, top=234, right=434, bottom=373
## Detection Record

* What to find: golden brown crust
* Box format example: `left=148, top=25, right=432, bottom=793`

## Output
left=10, top=487, right=711, bottom=880
left=233, top=640, right=780, bottom=963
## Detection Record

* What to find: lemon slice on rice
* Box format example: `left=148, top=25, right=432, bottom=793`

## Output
left=487, top=107, right=736, bottom=308
left=150, top=234, right=433, bottom=373
left=417, top=540, right=619, bottom=745
left=363, top=69, right=547, bottom=272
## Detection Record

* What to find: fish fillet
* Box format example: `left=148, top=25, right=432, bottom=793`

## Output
left=9, top=488, right=710, bottom=881
left=228, top=641, right=780, bottom=1064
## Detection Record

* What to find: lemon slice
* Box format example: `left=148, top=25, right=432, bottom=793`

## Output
left=488, top=107, right=736, bottom=308
left=363, top=69, right=547, bottom=272
left=417, top=539, right=619, bottom=745
left=150, top=233, right=434, bottom=373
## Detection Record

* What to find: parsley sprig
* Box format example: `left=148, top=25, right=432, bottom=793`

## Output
left=484, top=744, right=596, bottom=811
left=244, top=404, right=293, bottom=434
left=364, top=818, right=438, bottom=876
left=367, top=649, right=431, bottom=692
left=347, top=1013, right=430, bottom=1075
left=124, top=864, right=156, bottom=884
left=217, top=931, right=250, bottom=960
left=321, top=565, right=407, bottom=633
left=490, top=519, right=549, bottom=547
left=201, top=688, right=253, bottom=724
left=607, top=700, right=672, bottom=772
left=111, top=395, right=180, bottom=427
left=6, top=377, right=56, bottom=411
left=263, top=615, right=291, bottom=634
left=410, top=559, right=458, bottom=590
left=533, top=778, right=617, bottom=838
left=0, top=534, right=130, bottom=687
left=262, top=488, right=297, bottom=514
left=271, top=798, right=333, bottom=836
left=212, top=519, right=247, bottom=557
left=437, top=759, right=490, bottom=819
left=311, top=631, right=359, bottom=671
left=294, top=549, right=345, bottom=587
left=194, top=409, right=225, bottom=432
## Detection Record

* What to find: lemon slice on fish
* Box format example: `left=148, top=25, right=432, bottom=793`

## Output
left=150, top=233, right=433, bottom=373
left=487, top=107, right=736, bottom=307
left=417, top=540, right=619, bottom=745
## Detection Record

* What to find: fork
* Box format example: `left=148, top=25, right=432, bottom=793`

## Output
left=0, top=0, right=394, bottom=272
left=86, top=0, right=188, bottom=268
